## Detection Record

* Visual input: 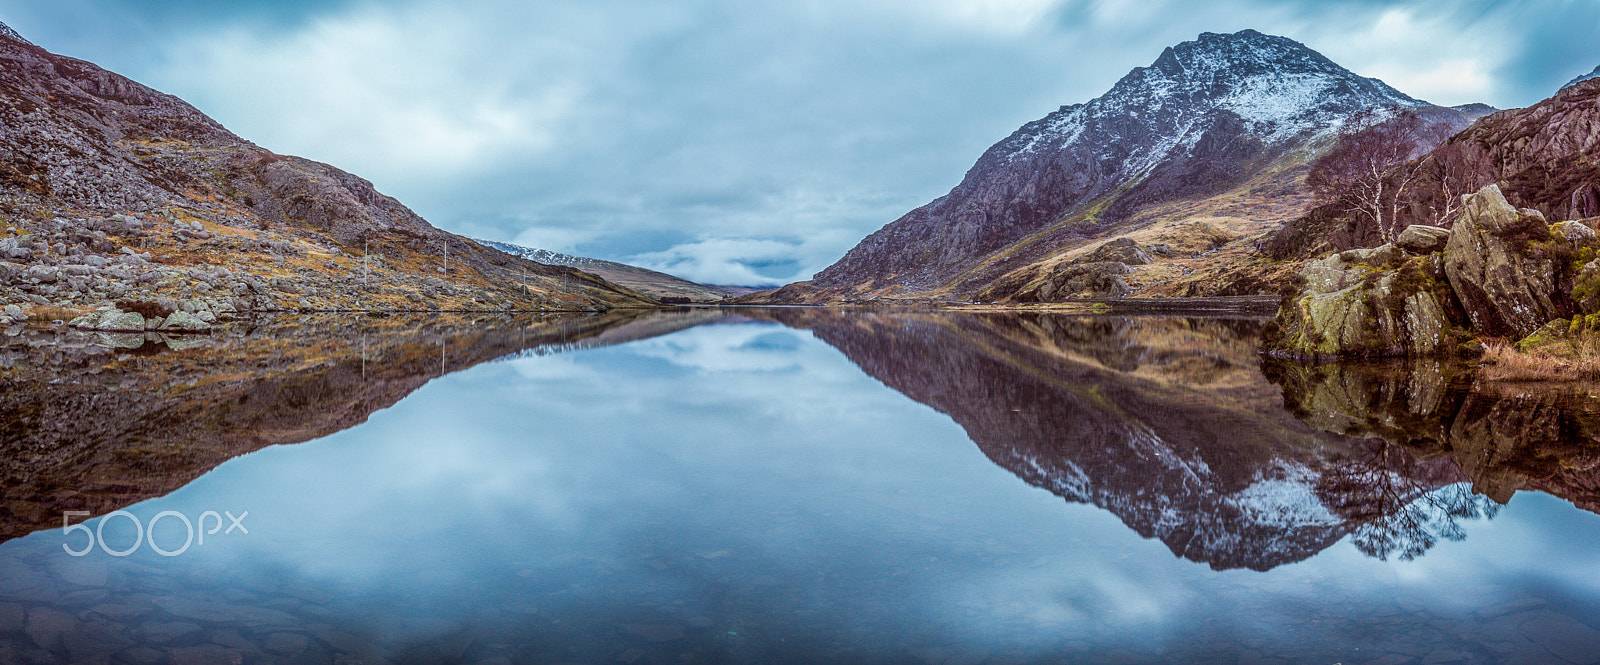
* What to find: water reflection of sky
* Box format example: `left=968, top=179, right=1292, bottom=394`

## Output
left=8, top=320, right=1600, bottom=663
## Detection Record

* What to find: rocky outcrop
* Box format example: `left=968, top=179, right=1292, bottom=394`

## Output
left=1385, top=78, right=1600, bottom=228
left=1075, top=237, right=1153, bottom=266
left=1265, top=184, right=1600, bottom=358
left=1395, top=225, right=1449, bottom=254
left=1442, top=186, right=1570, bottom=338
left=1263, top=243, right=1461, bottom=358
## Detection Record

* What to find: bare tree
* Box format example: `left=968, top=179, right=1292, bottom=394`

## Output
left=1307, top=109, right=1457, bottom=242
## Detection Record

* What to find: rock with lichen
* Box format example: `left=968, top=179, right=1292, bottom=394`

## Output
left=1262, top=245, right=1459, bottom=358
left=1442, top=185, right=1570, bottom=339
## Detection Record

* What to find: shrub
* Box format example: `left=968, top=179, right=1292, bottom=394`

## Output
left=115, top=299, right=174, bottom=318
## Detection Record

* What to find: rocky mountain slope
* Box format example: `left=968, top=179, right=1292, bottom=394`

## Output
left=478, top=240, right=741, bottom=303
left=1389, top=78, right=1600, bottom=227
left=0, top=21, right=654, bottom=324
left=751, top=30, right=1477, bottom=305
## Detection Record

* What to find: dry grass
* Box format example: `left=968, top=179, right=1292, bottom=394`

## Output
left=1480, top=338, right=1600, bottom=381
left=25, top=305, right=87, bottom=322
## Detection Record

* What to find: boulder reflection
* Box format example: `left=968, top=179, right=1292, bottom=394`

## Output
left=1265, top=357, right=1600, bottom=521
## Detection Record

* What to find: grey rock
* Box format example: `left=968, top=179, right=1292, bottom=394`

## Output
left=1555, top=220, right=1598, bottom=244
left=115, top=647, right=168, bottom=665
left=1443, top=185, right=1570, bottom=339
left=25, top=607, right=80, bottom=651
left=1396, top=225, right=1451, bottom=254
left=71, top=307, right=146, bottom=332
left=169, top=644, right=240, bottom=665
left=1071, top=237, right=1154, bottom=266
left=158, top=310, right=210, bottom=332
left=0, top=602, right=22, bottom=632
left=262, top=632, right=310, bottom=656
left=1036, top=261, right=1133, bottom=300
left=1518, top=610, right=1600, bottom=664
left=139, top=620, right=202, bottom=644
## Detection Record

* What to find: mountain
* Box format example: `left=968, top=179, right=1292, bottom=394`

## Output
left=1450, top=103, right=1499, bottom=123
left=0, top=21, right=653, bottom=320
left=1564, top=64, right=1600, bottom=90
left=478, top=240, right=744, bottom=302
left=1402, top=77, right=1600, bottom=223
left=758, top=30, right=1476, bottom=304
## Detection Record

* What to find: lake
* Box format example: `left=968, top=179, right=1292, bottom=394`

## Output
left=3, top=308, right=1600, bottom=664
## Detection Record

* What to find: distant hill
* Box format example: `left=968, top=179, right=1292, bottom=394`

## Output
left=478, top=240, right=752, bottom=302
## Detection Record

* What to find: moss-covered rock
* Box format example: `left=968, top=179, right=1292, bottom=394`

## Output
left=1262, top=245, right=1462, bottom=359
left=1442, top=184, right=1569, bottom=338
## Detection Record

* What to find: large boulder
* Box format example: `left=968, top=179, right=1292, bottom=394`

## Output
left=1442, top=185, right=1568, bottom=338
left=157, top=310, right=210, bottom=333
left=68, top=307, right=145, bottom=332
left=1035, top=261, right=1133, bottom=299
left=1263, top=245, right=1461, bottom=358
left=1395, top=225, right=1450, bottom=254
left=1072, top=238, right=1153, bottom=266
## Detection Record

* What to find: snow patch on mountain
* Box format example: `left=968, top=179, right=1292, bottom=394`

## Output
left=1235, top=464, right=1341, bottom=529
left=0, top=20, right=31, bottom=46
left=997, top=30, right=1422, bottom=172
left=478, top=239, right=603, bottom=269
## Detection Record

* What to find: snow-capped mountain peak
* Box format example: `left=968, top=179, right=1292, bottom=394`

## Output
left=999, top=29, right=1422, bottom=167
left=0, top=20, right=32, bottom=46
left=811, top=29, right=1446, bottom=295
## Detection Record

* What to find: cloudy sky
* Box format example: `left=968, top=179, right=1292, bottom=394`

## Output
left=2, top=1, right=1597, bottom=284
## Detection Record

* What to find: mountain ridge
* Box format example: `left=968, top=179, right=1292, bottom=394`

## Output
left=0, top=20, right=655, bottom=322
left=1564, top=64, right=1600, bottom=90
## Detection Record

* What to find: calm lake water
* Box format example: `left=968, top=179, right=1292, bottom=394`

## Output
left=3, top=309, right=1600, bottom=664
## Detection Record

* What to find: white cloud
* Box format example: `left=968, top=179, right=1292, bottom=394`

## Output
left=95, top=0, right=1593, bottom=285
left=1307, top=7, right=1504, bottom=106
left=629, top=237, right=812, bottom=285
left=508, top=225, right=598, bottom=255
left=149, top=3, right=601, bottom=194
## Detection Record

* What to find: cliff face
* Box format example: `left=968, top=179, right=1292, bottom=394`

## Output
left=800, top=30, right=1467, bottom=303
left=1401, top=79, right=1600, bottom=226
left=0, top=22, right=654, bottom=315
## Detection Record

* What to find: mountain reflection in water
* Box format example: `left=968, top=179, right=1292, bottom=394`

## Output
left=3, top=308, right=1600, bottom=663
left=0, top=309, right=727, bottom=544
left=751, top=309, right=1529, bottom=570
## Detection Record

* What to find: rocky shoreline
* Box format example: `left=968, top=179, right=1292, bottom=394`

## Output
left=1263, top=184, right=1600, bottom=360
